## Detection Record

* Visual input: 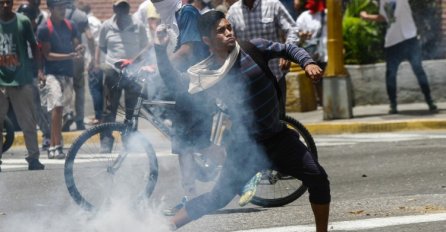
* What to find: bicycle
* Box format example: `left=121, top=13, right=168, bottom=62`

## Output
left=64, top=63, right=318, bottom=211
left=2, top=116, right=15, bottom=153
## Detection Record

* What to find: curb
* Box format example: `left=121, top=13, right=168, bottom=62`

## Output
left=9, top=119, right=446, bottom=147
left=304, top=119, right=446, bottom=135
left=11, top=131, right=83, bottom=147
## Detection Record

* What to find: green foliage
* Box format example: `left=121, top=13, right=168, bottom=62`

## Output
left=342, top=0, right=385, bottom=64
left=342, top=0, right=444, bottom=63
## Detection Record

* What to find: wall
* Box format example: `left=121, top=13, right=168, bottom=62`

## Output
left=347, top=60, right=446, bottom=106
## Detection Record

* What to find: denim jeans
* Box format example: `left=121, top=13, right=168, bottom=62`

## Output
left=88, top=69, right=104, bottom=120
left=385, top=37, right=433, bottom=106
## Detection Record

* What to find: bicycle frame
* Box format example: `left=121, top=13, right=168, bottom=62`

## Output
left=116, top=66, right=175, bottom=138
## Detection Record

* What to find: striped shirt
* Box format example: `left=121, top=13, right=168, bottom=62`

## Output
left=211, top=38, right=313, bottom=140
left=155, top=38, right=314, bottom=140
left=227, top=0, right=296, bottom=80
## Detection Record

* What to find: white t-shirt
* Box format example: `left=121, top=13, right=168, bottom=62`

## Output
left=380, top=0, right=417, bottom=47
left=295, top=10, right=327, bottom=63
left=152, top=0, right=181, bottom=35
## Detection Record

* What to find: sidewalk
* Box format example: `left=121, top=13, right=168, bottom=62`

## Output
left=9, top=102, right=446, bottom=147
left=289, top=102, right=446, bottom=134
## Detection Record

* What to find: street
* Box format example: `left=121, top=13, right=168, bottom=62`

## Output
left=1, top=131, right=446, bottom=231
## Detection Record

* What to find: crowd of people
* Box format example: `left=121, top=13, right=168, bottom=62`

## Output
left=0, top=0, right=438, bottom=231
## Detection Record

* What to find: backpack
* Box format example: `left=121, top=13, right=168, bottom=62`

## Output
left=38, top=18, right=73, bottom=50
left=46, top=18, right=73, bottom=36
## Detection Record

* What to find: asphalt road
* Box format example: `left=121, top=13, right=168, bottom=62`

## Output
left=1, top=131, right=445, bottom=232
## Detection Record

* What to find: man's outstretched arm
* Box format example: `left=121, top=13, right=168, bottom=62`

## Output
left=154, top=44, right=189, bottom=92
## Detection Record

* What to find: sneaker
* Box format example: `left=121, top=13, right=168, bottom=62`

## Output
left=238, top=172, right=262, bottom=207
left=388, top=104, right=398, bottom=114
left=62, top=112, right=74, bottom=132
left=41, top=137, right=51, bottom=151
left=26, top=157, right=45, bottom=171
left=428, top=102, right=438, bottom=111
left=76, top=120, right=86, bottom=130
left=163, top=196, right=188, bottom=216
left=48, top=146, right=66, bottom=159
left=54, top=146, right=66, bottom=159
left=48, top=147, right=56, bottom=159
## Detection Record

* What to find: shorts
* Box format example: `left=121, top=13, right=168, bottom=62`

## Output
left=45, top=74, right=74, bottom=112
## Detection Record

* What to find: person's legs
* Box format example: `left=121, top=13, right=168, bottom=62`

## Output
left=32, top=81, right=51, bottom=150
left=46, top=75, right=72, bottom=159
left=0, top=88, right=10, bottom=162
left=266, top=128, right=330, bottom=232
left=405, top=38, right=437, bottom=111
left=102, top=68, right=121, bottom=123
left=123, top=81, right=141, bottom=121
left=9, top=85, right=40, bottom=159
left=171, top=137, right=266, bottom=227
left=385, top=44, right=403, bottom=113
left=100, top=68, right=121, bottom=152
left=8, top=85, right=45, bottom=170
left=73, top=59, right=86, bottom=130
left=88, top=69, right=104, bottom=122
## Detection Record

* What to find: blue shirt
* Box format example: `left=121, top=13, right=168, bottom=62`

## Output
left=174, top=4, right=209, bottom=71
left=37, top=19, right=78, bottom=76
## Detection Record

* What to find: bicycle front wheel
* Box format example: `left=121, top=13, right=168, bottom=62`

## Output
left=251, top=115, right=318, bottom=207
left=2, top=117, right=15, bottom=153
left=64, top=122, right=159, bottom=211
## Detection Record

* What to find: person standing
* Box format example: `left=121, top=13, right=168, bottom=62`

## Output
left=94, top=0, right=148, bottom=129
left=154, top=10, right=330, bottom=231
left=26, top=0, right=48, bottom=27
left=76, top=1, right=103, bottom=125
left=63, top=0, right=96, bottom=131
left=360, top=0, right=437, bottom=114
left=0, top=0, right=45, bottom=171
left=37, top=0, right=83, bottom=159
left=293, top=0, right=327, bottom=106
left=226, top=0, right=297, bottom=116
left=152, top=0, right=215, bottom=216
left=16, top=2, right=52, bottom=150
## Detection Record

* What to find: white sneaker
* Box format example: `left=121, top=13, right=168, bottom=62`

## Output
left=48, top=146, right=65, bottom=159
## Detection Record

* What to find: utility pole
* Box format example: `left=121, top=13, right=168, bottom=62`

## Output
left=323, top=0, right=353, bottom=120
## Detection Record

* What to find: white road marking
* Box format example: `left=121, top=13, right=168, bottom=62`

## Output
left=315, top=132, right=446, bottom=147
left=0, top=150, right=174, bottom=171
left=233, top=212, right=446, bottom=232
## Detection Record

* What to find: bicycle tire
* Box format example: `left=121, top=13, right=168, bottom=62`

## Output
left=251, top=115, right=318, bottom=207
left=2, top=117, right=15, bottom=153
left=64, top=122, right=159, bottom=211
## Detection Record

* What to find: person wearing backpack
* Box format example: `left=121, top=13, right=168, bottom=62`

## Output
left=0, top=0, right=46, bottom=172
left=36, top=0, right=84, bottom=159
left=153, top=11, right=330, bottom=231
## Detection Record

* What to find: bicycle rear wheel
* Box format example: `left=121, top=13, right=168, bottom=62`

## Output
left=2, top=117, right=15, bottom=153
left=64, top=122, right=158, bottom=211
left=251, top=115, right=318, bottom=207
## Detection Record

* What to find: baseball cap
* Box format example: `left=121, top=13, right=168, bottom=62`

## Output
left=113, top=0, right=129, bottom=6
